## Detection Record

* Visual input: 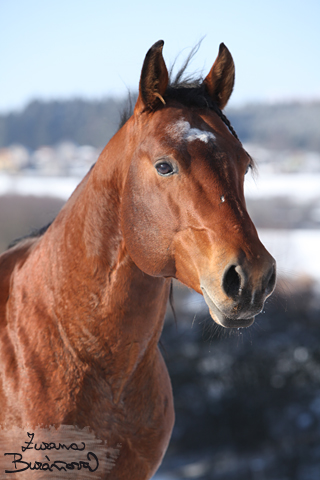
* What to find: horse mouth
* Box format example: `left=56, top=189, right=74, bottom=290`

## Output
left=201, top=286, right=255, bottom=329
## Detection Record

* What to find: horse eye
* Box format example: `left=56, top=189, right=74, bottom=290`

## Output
left=155, top=162, right=174, bottom=176
left=245, top=164, right=251, bottom=175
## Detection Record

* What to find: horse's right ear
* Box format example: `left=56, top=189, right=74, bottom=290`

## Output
left=134, top=40, right=169, bottom=114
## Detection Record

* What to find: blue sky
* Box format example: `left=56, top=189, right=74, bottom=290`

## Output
left=1, top=0, right=319, bottom=113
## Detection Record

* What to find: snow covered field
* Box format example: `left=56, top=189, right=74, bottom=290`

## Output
left=0, top=172, right=319, bottom=286
left=259, top=229, right=320, bottom=285
left=0, top=173, right=79, bottom=200
left=244, top=172, right=320, bottom=202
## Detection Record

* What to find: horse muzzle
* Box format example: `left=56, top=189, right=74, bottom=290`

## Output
left=201, top=258, right=276, bottom=328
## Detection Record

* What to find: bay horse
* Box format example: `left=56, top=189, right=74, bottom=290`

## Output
left=0, top=41, right=276, bottom=479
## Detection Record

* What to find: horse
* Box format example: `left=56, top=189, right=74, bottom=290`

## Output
left=0, top=41, right=276, bottom=479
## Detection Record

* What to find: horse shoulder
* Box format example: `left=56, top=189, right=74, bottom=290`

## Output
left=0, top=239, right=37, bottom=424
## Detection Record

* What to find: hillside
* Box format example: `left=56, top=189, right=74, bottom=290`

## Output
left=0, top=98, right=319, bottom=152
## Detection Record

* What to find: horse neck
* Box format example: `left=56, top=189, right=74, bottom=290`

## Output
left=34, top=120, right=170, bottom=366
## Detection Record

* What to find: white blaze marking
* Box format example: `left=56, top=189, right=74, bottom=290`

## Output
left=168, top=120, right=216, bottom=144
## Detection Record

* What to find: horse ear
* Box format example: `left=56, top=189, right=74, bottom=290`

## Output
left=203, top=43, right=235, bottom=110
left=135, top=40, right=169, bottom=113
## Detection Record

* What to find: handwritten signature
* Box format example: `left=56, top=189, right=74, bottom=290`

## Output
left=4, top=432, right=99, bottom=474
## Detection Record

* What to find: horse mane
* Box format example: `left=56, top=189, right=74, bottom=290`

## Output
left=7, top=222, right=53, bottom=249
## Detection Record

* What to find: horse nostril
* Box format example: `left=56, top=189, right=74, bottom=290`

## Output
left=223, top=265, right=242, bottom=299
left=265, top=264, right=276, bottom=296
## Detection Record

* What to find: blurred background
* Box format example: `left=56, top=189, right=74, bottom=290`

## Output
left=1, top=1, right=320, bottom=479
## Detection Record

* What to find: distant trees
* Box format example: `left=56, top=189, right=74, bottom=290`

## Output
left=0, top=98, right=320, bottom=152
left=0, top=97, right=129, bottom=150
left=227, top=102, right=320, bottom=152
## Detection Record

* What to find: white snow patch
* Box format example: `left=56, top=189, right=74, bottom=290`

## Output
left=186, top=127, right=216, bottom=143
left=168, top=120, right=216, bottom=144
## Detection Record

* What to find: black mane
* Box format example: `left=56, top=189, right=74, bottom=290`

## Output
left=165, top=82, right=240, bottom=142
left=8, top=222, right=52, bottom=250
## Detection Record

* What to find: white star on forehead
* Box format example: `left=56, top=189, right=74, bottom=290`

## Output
left=168, top=120, right=216, bottom=143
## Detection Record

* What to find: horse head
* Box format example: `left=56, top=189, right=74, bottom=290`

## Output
left=121, top=40, right=276, bottom=328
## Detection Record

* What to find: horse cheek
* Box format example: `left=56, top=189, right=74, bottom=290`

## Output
left=121, top=192, right=175, bottom=277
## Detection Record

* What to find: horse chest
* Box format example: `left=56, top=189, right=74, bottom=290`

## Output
left=68, top=357, right=174, bottom=479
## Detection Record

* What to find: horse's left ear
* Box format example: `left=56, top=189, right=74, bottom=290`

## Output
left=203, top=43, right=235, bottom=110
left=135, top=40, right=169, bottom=114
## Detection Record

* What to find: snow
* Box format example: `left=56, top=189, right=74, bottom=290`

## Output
left=0, top=173, right=79, bottom=200
left=168, top=120, right=216, bottom=143
left=258, top=229, right=320, bottom=285
left=244, top=173, right=320, bottom=202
